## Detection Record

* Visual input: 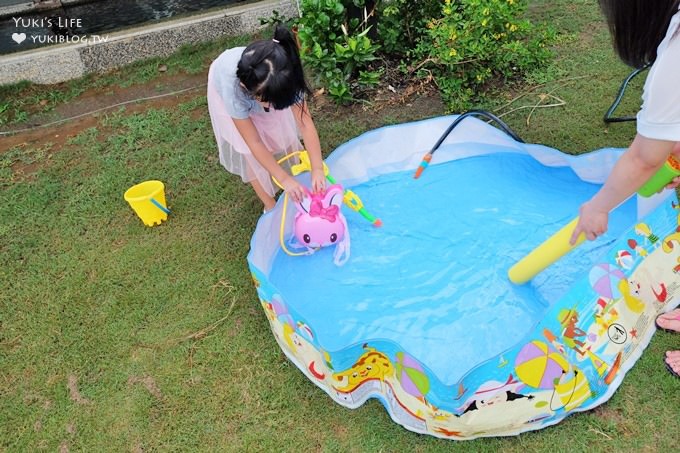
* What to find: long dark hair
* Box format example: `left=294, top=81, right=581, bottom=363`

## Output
left=599, top=0, right=680, bottom=68
left=236, top=24, right=311, bottom=110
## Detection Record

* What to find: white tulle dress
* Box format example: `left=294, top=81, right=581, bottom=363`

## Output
left=207, top=47, right=302, bottom=197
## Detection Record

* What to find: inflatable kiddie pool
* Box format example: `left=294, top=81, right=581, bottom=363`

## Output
left=248, top=114, right=680, bottom=439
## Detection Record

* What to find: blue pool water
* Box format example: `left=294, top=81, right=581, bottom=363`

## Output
left=269, top=152, right=636, bottom=385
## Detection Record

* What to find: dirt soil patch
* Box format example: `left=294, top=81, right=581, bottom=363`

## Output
left=1, top=68, right=444, bottom=178
left=1, top=72, right=208, bottom=153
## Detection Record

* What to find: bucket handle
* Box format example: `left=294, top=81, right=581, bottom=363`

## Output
left=150, top=198, right=171, bottom=214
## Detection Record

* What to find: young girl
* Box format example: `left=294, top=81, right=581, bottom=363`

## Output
left=571, top=0, right=680, bottom=377
left=207, top=25, right=326, bottom=211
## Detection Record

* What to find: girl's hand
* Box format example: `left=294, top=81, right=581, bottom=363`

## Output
left=570, top=201, right=609, bottom=245
left=282, top=176, right=306, bottom=203
left=311, top=168, right=326, bottom=194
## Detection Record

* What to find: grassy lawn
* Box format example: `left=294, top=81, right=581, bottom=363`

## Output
left=2, top=0, right=679, bottom=451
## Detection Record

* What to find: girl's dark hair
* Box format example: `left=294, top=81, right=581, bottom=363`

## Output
left=236, top=24, right=311, bottom=110
left=599, top=0, right=680, bottom=68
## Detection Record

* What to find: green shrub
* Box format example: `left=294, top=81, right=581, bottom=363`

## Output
left=415, top=0, right=555, bottom=111
left=377, top=0, right=441, bottom=57
left=296, top=0, right=382, bottom=104
left=294, top=0, right=555, bottom=109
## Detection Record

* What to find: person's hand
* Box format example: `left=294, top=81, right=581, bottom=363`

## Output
left=311, top=168, right=326, bottom=194
left=570, top=201, right=609, bottom=245
left=664, top=175, right=680, bottom=191
left=664, top=142, right=680, bottom=190
left=282, top=176, right=306, bottom=203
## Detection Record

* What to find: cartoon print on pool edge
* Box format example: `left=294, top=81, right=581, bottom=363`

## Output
left=256, top=290, right=333, bottom=384
left=259, top=297, right=277, bottom=322
left=618, top=278, right=646, bottom=314
left=662, top=230, right=680, bottom=253
left=594, top=297, right=620, bottom=336
left=673, top=199, right=680, bottom=218
left=615, top=249, right=635, bottom=270
left=628, top=238, right=648, bottom=258
left=515, top=339, right=593, bottom=413
left=251, top=272, right=261, bottom=289
left=459, top=375, right=534, bottom=414
left=589, top=261, right=645, bottom=314
left=661, top=230, right=680, bottom=273
left=394, top=351, right=431, bottom=405
left=634, top=222, right=660, bottom=248
left=250, top=199, right=680, bottom=438
left=332, top=344, right=395, bottom=392
left=444, top=373, right=553, bottom=435
left=627, top=268, right=668, bottom=305
left=557, top=307, right=589, bottom=356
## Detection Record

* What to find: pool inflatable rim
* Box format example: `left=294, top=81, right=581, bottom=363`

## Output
left=248, top=114, right=680, bottom=439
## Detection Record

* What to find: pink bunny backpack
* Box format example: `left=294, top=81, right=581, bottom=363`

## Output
left=293, top=184, right=350, bottom=266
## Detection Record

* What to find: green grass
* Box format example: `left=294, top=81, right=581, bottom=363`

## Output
left=487, top=0, right=641, bottom=154
left=0, top=32, right=255, bottom=127
left=2, top=1, right=680, bottom=451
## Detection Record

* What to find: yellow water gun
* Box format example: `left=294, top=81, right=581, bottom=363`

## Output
left=508, top=155, right=680, bottom=284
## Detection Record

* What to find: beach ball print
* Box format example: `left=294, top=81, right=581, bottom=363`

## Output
left=589, top=263, right=625, bottom=299
left=395, top=352, right=430, bottom=399
left=615, top=250, right=634, bottom=270
left=515, top=341, right=569, bottom=389
left=271, top=295, right=295, bottom=328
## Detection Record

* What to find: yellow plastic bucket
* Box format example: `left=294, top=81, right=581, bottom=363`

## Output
left=124, top=180, right=170, bottom=227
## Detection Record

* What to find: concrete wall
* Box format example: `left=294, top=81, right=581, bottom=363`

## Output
left=0, top=1, right=122, bottom=18
left=0, top=0, right=298, bottom=86
left=0, top=0, right=29, bottom=8
left=0, top=1, right=33, bottom=17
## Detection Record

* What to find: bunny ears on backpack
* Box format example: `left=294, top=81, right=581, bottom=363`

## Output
left=292, top=184, right=350, bottom=266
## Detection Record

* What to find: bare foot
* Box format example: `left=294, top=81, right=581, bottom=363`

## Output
left=656, top=308, right=680, bottom=333
left=665, top=350, right=680, bottom=377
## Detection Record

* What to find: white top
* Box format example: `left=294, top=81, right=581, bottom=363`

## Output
left=637, top=8, right=680, bottom=141
left=209, top=46, right=267, bottom=119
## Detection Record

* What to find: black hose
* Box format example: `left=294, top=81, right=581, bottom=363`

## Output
left=603, top=63, right=651, bottom=124
left=429, top=67, right=648, bottom=159
left=429, top=109, right=524, bottom=156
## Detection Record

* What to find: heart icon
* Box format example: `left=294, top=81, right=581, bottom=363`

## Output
left=12, top=33, right=26, bottom=44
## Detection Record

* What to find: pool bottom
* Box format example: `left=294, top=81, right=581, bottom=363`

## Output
left=267, top=152, right=636, bottom=386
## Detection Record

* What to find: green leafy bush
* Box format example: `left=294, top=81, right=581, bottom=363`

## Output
left=414, top=0, right=555, bottom=111
left=294, top=0, right=554, bottom=108
left=296, top=0, right=382, bottom=104
left=377, top=0, right=441, bottom=57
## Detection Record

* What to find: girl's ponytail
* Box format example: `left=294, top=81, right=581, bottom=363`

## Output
left=273, top=24, right=310, bottom=99
left=236, top=24, right=311, bottom=110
